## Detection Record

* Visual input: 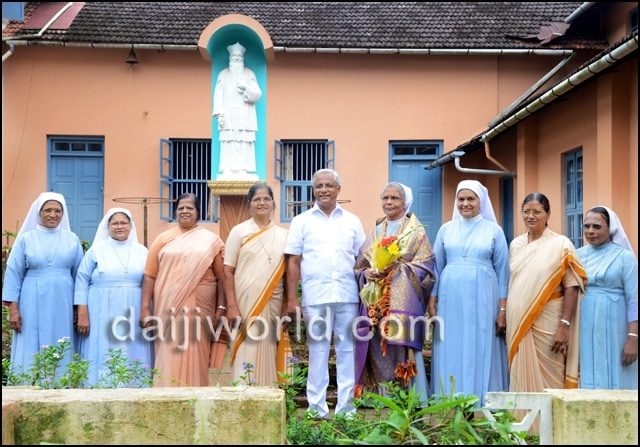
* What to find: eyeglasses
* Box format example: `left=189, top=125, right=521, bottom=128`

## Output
left=522, top=210, right=544, bottom=217
left=250, top=197, right=273, bottom=204
left=109, top=221, right=130, bottom=228
left=583, top=223, right=605, bottom=230
left=313, top=183, right=338, bottom=190
left=41, top=208, right=62, bottom=215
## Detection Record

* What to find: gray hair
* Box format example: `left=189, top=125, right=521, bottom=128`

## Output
left=382, top=182, right=406, bottom=201
left=312, top=169, right=341, bottom=186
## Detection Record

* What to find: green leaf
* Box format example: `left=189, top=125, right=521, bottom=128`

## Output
left=385, top=411, right=408, bottom=431
left=367, top=393, right=404, bottom=413
left=409, top=425, right=430, bottom=445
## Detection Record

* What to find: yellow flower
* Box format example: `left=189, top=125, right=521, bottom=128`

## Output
left=387, top=241, right=400, bottom=256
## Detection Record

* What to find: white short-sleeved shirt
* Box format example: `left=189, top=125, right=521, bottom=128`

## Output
left=285, top=204, right=366, bottom=306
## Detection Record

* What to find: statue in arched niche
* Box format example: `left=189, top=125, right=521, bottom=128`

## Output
left=212, top=42, right=262, bottom=180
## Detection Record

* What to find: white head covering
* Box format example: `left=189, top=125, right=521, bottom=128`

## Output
left=384, top=182, right=414, bottom=214
left=452, top=180, right=497, bottom=222
left=18, top=192, right=71, bottom=237
left=93, top=207, right=139, bottom=245
left=590, top=205, right=633, bottom=253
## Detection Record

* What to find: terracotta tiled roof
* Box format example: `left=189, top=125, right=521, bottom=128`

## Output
left=4, top=2, right=607, bottom=49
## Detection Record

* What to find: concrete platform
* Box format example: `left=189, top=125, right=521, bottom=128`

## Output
left=2, top=386, right=285, bottom=445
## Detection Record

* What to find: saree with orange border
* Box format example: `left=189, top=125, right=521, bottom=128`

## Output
left=506, top=228, right=586, bottom=392
left=226, top=220, right=288, bottom=386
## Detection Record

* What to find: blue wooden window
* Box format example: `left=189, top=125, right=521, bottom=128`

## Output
left=274, top=140, right=334, bottom=222
left=563, top=148, right=583, bottom=248
left=160, top=138, right=213, bottom=222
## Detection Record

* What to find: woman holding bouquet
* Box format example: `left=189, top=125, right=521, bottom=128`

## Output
left=355, top=182, right=435, bottom=402
left=428, top=180, right=509, bottom=406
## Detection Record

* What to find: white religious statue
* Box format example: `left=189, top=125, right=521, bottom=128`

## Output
left=212, top=42, right=262, bottom=180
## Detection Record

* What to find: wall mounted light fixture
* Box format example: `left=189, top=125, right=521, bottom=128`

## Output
left=125, top=47, right=138, bottom=65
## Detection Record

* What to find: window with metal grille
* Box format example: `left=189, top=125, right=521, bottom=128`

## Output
left=563, top=148, right=583, bottom=248
left=274, top=140, right=334, bottom=222
left=160, top=138, right=214, bottom=222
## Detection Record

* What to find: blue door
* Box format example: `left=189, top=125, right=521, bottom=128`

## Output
left=49, top=138, right=104, bottom=243
left=389, top=142, right=442, bottom=245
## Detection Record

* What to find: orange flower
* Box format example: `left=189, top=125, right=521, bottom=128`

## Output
left=394, top=359, right=417, bottom=387
left=380, top=236, right=397, bottom=248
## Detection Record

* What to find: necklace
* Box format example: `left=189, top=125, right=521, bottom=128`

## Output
left=381, top=215, right=407, bottom=238
left=36, top=228, right=62, bottom=268
left=256, top=223, right=274, bottom=265
left=458, top=218, right=480, bottom=259
left=110, top=240, right=131, bottom=274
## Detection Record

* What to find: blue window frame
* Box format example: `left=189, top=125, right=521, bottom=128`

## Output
left=563, top=148, right=583, bottom=248
left=160, top=138, right=213, bottom=222
left=274, top=139, right=334, bottom=222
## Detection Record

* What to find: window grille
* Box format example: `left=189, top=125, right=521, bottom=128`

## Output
left=563, top=149, right=583, bottom=248
left=160, top=138, right=213, bottom=221
left=274, top=140, right=334, bottom=221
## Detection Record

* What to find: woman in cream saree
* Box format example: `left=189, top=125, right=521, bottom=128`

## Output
left=506, top=193, right=586, bottom=393
left=224, top=184, right=294, bottom=386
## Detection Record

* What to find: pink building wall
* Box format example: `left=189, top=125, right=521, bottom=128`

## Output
left=476, top=58, right=637, bottom=252
left=2, top=44, right=560, bottom=240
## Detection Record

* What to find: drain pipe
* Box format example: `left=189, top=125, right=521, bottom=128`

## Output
left=489, top=52, right=574, bottom=127
left=482, top=34, right=638, bottom=142
left=482, top=140, right=514, bottom=175
left=427, top=33, right=637, bottom=174
left=2, top=43, right=15, bottom=62
left=446, top=151, right=516, bottom=177
left=565, top=2, right=596, bottom=24
left=2, top=1, right=74, bottom=63
left=3, top=2, right=74, bottom=41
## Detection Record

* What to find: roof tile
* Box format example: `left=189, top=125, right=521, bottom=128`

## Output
left=4, top=2, right=607, bottom=49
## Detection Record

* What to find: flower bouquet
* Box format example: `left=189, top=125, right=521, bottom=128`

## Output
left=359, top=235, right=404, bottom=307
left=359, top=222, right=423, bottom=309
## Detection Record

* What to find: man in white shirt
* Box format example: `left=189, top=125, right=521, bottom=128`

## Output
left=285, top=169, right=366, bottom=418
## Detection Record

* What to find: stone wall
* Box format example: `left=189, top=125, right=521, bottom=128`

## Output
left=548, top=389, right=638, bottom=445
left=2, top=386, right=285, bottom=445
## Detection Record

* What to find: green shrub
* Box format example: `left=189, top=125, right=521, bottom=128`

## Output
left=2, top=338, right=155, bottom=389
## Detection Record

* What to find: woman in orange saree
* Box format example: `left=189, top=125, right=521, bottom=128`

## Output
left=140, top=193, right=225, bottom=386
